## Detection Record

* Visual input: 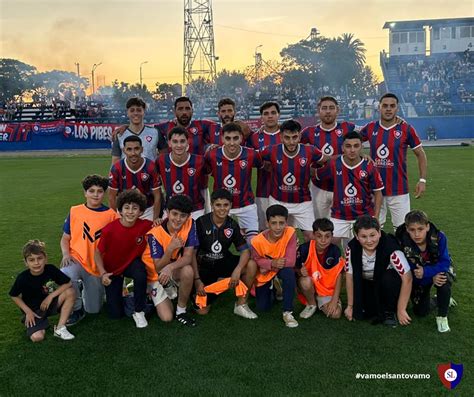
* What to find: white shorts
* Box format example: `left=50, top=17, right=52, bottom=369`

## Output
left=147, top=281, right=168, bottom=306
left=331, top=217, right=356, bottom=239
left=316, top=295, right=332, bottom=308
left=140, top=206, right=154, bottom=221
left=310, top=182, right=333, bottom=220
left=255, top=197, right=269, bottom=231
left=379, top=194, right=410, bottom=229
left=269, top=197, right=314, bottom=232
left=229, top=203, right=259, bottom=236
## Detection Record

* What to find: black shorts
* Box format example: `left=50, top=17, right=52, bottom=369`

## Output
left=198, top=254, right=241, bottom=286
left=22, top=297, right=59, bottom=337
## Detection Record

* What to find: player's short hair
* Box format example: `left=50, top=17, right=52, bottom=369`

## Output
left=380, top=92, right=399, bottom=103
left=82, top=174, right=109, bottom=191
left=354, top=215, right=380, bottom=234
left=313, top=218, right=334, bottom=233
left=167, top=194, right=193, bottom=214
left=23, top=239, right=47, bottom=260
left=123, top=135, right=143, bottom=146
left=404, top=210, right=430, bottom=226
left=280, top=119, right=301, bottom=133
left=174, top=96, right=193, bottom=108
left=116, top=190, right=147, bottom=212
left=168, top=126, right=189, bottom=141
left=211, top=188, right=233, bottom=203
left=218, top=97, right=235, bottom=110
left=318, top=96, right=338, bottom=107
left=266, top=204, right=288, bottom=221
left=222, top=122, right=243, bottom=135
left=259, top=101, right=280, bottom=114
left=343, top=131, right=363, bottom=142
left=126, top=97, right=146, bottom=110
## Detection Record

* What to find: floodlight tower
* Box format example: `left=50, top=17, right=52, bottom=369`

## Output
left=183, top=0, right=218, bottom=96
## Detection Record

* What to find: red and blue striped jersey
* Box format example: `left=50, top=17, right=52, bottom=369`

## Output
left=301, top=121, right=357, bottom=192
left=260, top=144, right=323, bottom=203
left=359, top=121, right=422, bottom=196
left=155, top=119, right=218, bottom=155
left=208, top=123, right=223, bottom=146
left=248, top=130, right=281, bottom=198
left=317, top=157, right=384, bottom=220
left=156, top=153, right=206, bottom=211
left=205, top=146, right=262, bottom=208
left=109, top=158, right=160, bottom=207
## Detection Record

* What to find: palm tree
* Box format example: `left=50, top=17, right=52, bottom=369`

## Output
left=338, top=33, right=366, bottom=69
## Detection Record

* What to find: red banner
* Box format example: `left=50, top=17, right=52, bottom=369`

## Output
left=0, top=122, right=31, bottom=142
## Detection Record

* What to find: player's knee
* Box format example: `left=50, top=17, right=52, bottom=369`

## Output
left=180, top=264, right=194, bottom=282
left=299, top=276, right=313, bottom=292
left=30, top=330, right=45, bottom=343
left=158, top=311, right=174, bottom=322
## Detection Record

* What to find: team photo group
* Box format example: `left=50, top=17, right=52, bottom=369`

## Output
left=10, top=93, right=457, bottom=342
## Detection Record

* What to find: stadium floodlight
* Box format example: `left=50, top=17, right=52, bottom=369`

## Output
left=91, top=62, right=102, bottom=95
left=140, top=61, right=148, bottom=88
left=390, top=22, right=396, bottom=28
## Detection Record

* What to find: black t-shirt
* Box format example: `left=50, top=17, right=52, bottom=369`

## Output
left=9, top=264, right=70, bottom=312
left=196, top=213, right=248, bottom=263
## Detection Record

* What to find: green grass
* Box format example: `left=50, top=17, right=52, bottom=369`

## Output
left=0, top=147, right=473, bottom=396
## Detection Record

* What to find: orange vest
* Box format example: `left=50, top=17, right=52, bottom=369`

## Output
left=195, top=278, right=248, bottom=309
left=142, top=218, right=193, bottom=282
left=69, top=204, right=118, bottom=276
left=251, top=227, right=296, bottom=287
left=302, top=240, right=345, bottom=298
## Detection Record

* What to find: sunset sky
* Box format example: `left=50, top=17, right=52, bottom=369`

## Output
left=1, top=0, right=472, bottom=88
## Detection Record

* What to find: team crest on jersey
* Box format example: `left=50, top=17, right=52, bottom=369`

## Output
left=393, top=130, right=402, bottom=139
left=145, top=135, right=152, bottom=142
left=136, top=236, right=143, bottom=245
left=187, top=168, right=196, bottom=176
left=224, top=228, right=233, bottom=238
left=141, top=173, right=149, bottom=181
left=239, top=160, right=247, bottom=169
left=299, top=158, right=307, bottom=166
left=359, top=170, right=368, bottom=179
left=189, top=127, right=198, bottom=135
left=335, top=129, right=343, bottom=137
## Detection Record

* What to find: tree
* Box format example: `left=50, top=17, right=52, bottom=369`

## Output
left=0, top=58, right=36, bottom=102
left=154, top=82, right=182, bottom=101
left=216, top=69, right=248, bottom=97
left=30, top=70, right=88, bottom=98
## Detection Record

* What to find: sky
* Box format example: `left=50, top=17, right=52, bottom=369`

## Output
left=1, top=0, right=472, bottom=88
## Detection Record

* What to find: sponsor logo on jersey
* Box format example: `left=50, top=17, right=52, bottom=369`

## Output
left=217, top=162, right=222, bottom=167
left=173, top=180, right=185, bottom=194
left=376, top=144, right=390, bottom=159
left=283, top=172, right=296, bottom=186
left=223, top=174, right=236, bottom=188
left=211, top=240, right=222, bottom=253
left=344, top=183, right=358, bottom=198
left=322, top=143, right=334, bottom=156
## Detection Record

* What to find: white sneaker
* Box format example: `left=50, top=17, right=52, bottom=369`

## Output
left=436, top=316, right=450, bottom=333
left=53, top=325, right=75, bottom=340
left=283, top=311, right=299, bottom=328
left=299, top=305, right=317, bottom=319
left=132, top=311, right=148, bottom=328
left=234, top=303, right=258, bottom=319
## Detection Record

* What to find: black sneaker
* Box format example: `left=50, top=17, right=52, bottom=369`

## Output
left=66, top=309, right=85, bottom=326
left=383, top=312, right=397, bottom=328
left=176, top=312, right=197, bottom=327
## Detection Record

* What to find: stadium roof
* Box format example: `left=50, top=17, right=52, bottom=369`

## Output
left=383, top=17, right=474, bottom=30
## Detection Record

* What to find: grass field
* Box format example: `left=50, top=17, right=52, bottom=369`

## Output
left=0, top=147, right=473, bottom=396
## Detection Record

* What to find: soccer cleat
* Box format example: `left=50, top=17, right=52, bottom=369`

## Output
left=299, top=305, right=317, bottom=319
left=53, top=325, right=75, bottom=340
left=449, top=297, right=458, bottom=307
left=66, top=309, right=85, bottom=326
left=436, top=316, right=450, bottom=333
left=176, top=312, right=197, bottom=327
left=234, top=303, right=258, bottom=319
left=383, top=312, right=397, bottom=328
left=132, top=311, right=148, bottom=328
left=283, top=311, right=299, bottom=328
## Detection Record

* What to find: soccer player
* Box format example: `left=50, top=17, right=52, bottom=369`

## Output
left=395, top=210, right=454, bottom=332
left=10, top=240, right=76, bottom=342
left=156, top=126, right=206, bottom=219
left=60, top=174, right=117, bottom=324
left=95, top=190, right=151, bottom=328
left=194, top=188, right=258, bottom=318
left=111, top=97, right=167, bottom=163
left=251, top=204, right=299, bottom=328
left=359, top=93, right=427, bottom=229
left=109, top=135, right=161, bottom=222
left=205, top=122, right=262, bottom=241
left=247, top=101, right=282, bottom=231
left=296, top=218, right=345, bottom=320
left=260, top=119, right=327, bottom=241
left=344, top=216, right=412, bottom=327
left=301, top=96, right=359, bottom=220
left=141, top=195, right=198, bottom=327
left=316, top=131, right=384, bottom=246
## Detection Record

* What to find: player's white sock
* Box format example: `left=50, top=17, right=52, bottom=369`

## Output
left=176, top=305, right=186, bottom=315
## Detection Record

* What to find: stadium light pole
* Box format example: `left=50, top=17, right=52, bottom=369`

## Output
left=74, top=62, right=80, bottom=78
left=91, top=62, right=102, bottom=95
left=140, top=61, right=148, bottom=88
left=255, top=45, right=263, bottom=83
